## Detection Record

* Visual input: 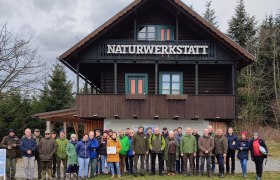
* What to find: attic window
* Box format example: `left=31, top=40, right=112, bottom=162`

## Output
left=137, top=25, right=174, bottom=41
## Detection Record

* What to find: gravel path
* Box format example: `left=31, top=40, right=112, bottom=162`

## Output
left=10, top=157, right=280, bottom=179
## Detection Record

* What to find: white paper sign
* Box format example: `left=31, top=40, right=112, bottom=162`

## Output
left=107, top=147, right=116, bottom=155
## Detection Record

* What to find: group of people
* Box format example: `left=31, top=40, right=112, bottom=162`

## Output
left=1, top=125, right=268, bottom=180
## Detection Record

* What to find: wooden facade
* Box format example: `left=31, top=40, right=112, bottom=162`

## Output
left=35, top=0, right=255, bottom=132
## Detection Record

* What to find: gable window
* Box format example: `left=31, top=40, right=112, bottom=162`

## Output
left=137, top=25, right=174, bottom=41
left=159, top=72, right=183, bottom=94
left=125, top=74, right=148, bottom=95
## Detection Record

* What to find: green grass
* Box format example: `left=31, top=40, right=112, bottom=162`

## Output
left=267, top=141, right=280, bottom=159
left=90, top=172, right=280, bottom=180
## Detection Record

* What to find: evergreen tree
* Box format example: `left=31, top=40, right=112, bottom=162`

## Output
left=227, top=0, right=257, bottom=49
left=203, top=1, right=219, bottom=28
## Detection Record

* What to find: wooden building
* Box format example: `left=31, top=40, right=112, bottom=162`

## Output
left=34, top=0, right=255, bottom=134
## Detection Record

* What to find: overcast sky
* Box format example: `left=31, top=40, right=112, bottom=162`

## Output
left=0, top=0, right=279, bottom=85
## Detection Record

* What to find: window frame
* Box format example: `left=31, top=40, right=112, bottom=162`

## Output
left=125, top=73, right=148, bottom=95
left=159, top=72, right=183, bottom=95
left=137, top=25, right=174, bottom=41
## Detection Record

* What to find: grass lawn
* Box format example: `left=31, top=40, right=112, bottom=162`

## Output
left=90, top=172, right=280, bottom=180
left=267, top=141, right=280, bottom=159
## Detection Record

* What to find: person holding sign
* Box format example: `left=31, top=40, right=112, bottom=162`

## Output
left=107, top=132, right=122, bottom=179
left=1, top=128, right=20, bottom=180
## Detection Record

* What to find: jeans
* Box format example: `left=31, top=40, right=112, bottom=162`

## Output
left=108, top=162, right=120, bottom=175
left=23, top=156, right=35, bottom=180
left=199, top=156, right=211, bottom=173
left=226, top=149, right=235, bottom=173
left=134, top=154, right=145, bottom=174
left=176, top=156, right=183, bottom=173
left=6, top=158, right=16, bottom=180
left=183, top=153, right=194, bottom=175
left=211, top=156, right=215, bottom=173
left=216, top=154, right=225, bottom=175
left=128, top=155, right=134, bottom=174
left=96, top=158, right=101, bottom=174
left=56, top=157, right=67, bottom=178
left=239, top=159, right=247, bottom=176
left=52, top=155, right=56, bottom=176
left=151, top=153, right=163, bottom=174
left=254, top=156, right=264, bottom=178
left=100, top=155, right=107, bottom=174
left=78, top=157, right=90, bottom=178
left=89, top=158, right=97, bottom=177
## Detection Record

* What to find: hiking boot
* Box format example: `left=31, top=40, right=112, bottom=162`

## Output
left=117, top=175, right=121, bottom=179
left=219, top=174, right=224, bottom=178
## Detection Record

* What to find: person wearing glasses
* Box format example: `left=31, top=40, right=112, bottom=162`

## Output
left=38, top=130, right=57, bottom=180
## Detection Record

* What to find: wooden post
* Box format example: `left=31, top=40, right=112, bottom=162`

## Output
left=176, top=15, right=179, bottom=43
left=232, top=64, right=235, bottom=95
left=134, top=16, right=137, bottom=42
left=114, top=62, right=118, bottom=94
left=90, top=84, right=94, bottom=94
left=46, top=121, right=51, bottom=131
left=85, top=79, right=88, bottom=94
left=76, top=62, right=80, bottom=94
left=195, top=63, right=198, bottom=95
left=155, top=62, right=158, bottom=94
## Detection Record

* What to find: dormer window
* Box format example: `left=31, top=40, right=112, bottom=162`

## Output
left=137, top=25, right=174, bottom=41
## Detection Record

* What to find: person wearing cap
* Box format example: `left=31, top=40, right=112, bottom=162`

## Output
left=20, top=128, right=37, bottom=180
left=225, top=127, right=238, bottom=174
left=237, top=131, right=250, bottom=178
left=214, top=128, right=228, bottom=178
left=164, top=131, right=179, bottom=176
left=132, top=125, right=148, bottom=177
left=51, top=131, right=57, bottom=178
left=34, top=129, right=43, bottom=179
left=180, top=127, right=197, bottom=176
left=1, top=128, right=20, bottom=180
left=249, top=132, right=268, bottom=180
left=55, top=130, right=68, bottom=179
left=149, top=127, right=166, bottom=176
left=39, top=130, right=57, bottom=180
left=66, top=134, right=79, bottom=179
left=145, top=127, right=152, bottom=173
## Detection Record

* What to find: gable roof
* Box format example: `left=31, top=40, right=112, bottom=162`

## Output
left=59, top=0, right=255, bottom=68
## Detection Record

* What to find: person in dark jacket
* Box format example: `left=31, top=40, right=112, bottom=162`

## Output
left=1, top=128, right=20, bottom=180
left=39, top=130, right=57, bottom=180
left=237, top=131, right=250, bottom=178
left=249, top=132, right=268, bottom=180
left=95, top=130, right=102, bottom=175
left=214, top=129, right=228, bottom=178
left=34, top=129, right=43, bottom=179
left=208, top=125, right=216, bottom=173
left=20, top=128, right=37, bottom=180
left=149, top=127, right=166, bottom=176
left=164, top=131, right=179, bottom=176
left=89, top=131, right=99, bottom=178
left=51, top=131, right=57, bottom=178
left=127, top=130, right=135, bottom=174
left=76, top=134, right=91, bottom=180
left=145, top=127, right=152, bottom=173
left=225, top=127, right=238, bottom=174
left=125, top=128, right=131, bottom=173
left=99, top=133, right=108, bottom=175
left=132, top=125, right=148, bottom=177
left=192, top=128, right=201, bottom=174
left=175, top=127, right=183, bottom=173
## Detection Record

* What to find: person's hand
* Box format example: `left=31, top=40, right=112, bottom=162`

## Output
left=27, top=150, right=31, bottom=154
left=146, top=151, right=149, bottom=155
left=240, top=147, right=243, bottom=150
left=8, top=146, right=12, bottom=150
left=12, top=144, right=17, bottom=147
left=205, top=150, right=208, bottom=154
left=194, top=153, right=196, bottom=157
left=133, top=151, right=135, bottom=155
left=181, top=153, right=183, bottom=157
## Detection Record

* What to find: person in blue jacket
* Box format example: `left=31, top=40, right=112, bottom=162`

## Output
left=20, top=128, right=37, bottom=180
left=237, top=131, right=250, bottom=178
left=76, top=134, right=91, bottom=180
left=127, top=130, right=135, bottom=174
left=88, top=131, right=99, bottom=178
left=225, top=127, right=238, bottom=174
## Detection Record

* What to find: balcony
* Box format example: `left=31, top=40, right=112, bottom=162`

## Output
left=76, top=94, right=235, bottom=120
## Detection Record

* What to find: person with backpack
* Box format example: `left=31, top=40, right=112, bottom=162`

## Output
left=237, top=131, right=250, bottom=178
left=1, top=128, right=20, bottom=180
left=250, top=132, right=268, bottom=180
left=149, top=127, right=166, bottom=176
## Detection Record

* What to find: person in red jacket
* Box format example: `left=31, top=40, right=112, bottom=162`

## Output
left=249, top=132, right=268, bottom=180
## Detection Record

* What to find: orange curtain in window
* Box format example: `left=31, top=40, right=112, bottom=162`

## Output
left=138, top=80, right=143, bottom=94
left=161, top=29, right=165, bottom=41
left=130, top=80, right=136, bottom=94
left=167, top=29, right=170, bottom=40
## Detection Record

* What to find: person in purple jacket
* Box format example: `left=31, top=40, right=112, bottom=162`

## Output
left=76, top=134, right=90, bottom=180
left=127, top=130, right=135, bottom=174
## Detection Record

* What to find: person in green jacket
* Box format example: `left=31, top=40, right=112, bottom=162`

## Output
left=55, top=130, right=68, bottom=179
left=66, top=134, right=78, bottom=179
left=118, top=130, right=129, bottom=175
left=149, top=127, right=165, bottom=176
left=180, top=127, right=197, bottom=176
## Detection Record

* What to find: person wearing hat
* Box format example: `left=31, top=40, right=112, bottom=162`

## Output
left=1, top=128, right=20, bottom=180
left=55, top=130, right=68, bottom=179
left=39, top=130, right=57, bottom=180
left=66, top=134, right=79, bottom=179
left=132, top=125, right=148, bottom=177
left=51, top=131, right=57, bottom=178
left=34, top=129, right=43, bottom=179
left=249, top=132, right=268, bottom=180
left=237, top=131, right=250, bottom=178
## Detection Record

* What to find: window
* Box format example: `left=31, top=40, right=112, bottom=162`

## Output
left=159, top=72, right=183, bottom=94
left=125, top=74, right=148, bottom=95
left=137, top=25, right=174, bottom=41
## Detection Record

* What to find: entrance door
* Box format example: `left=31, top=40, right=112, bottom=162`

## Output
left=125, top=74, right=148, bottom=95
